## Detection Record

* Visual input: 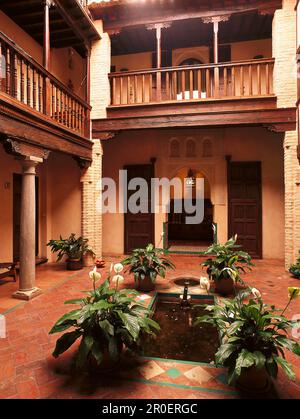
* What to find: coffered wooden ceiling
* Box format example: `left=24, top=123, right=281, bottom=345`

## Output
left=110, top=12, right=273, bottom=56
left=0, top=0, right=100, bottom=57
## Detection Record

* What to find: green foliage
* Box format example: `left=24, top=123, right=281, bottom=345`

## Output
left=289, top=253, right=300, bottom=279
left=122, top=243, right=175, bottom=284
left=195, top=288, right=300, bottom=384
left=201, top=235, right=253, bottom=284
left=47, top=233, right=94, bottom=261
left=49, top=278, right=160, bottom=370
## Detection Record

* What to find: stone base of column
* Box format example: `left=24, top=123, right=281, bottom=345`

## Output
left=12, top=287, right=42, bottom=301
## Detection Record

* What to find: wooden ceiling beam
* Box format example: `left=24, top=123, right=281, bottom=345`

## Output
left=101, top=0, right=282, bottom=31
left=54, top=0, right=90, bottom=49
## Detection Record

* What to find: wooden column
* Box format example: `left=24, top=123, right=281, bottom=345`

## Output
left=6, top=140, right=50, bottom=301
left=202, top=15, right=230, bottom=99
left=43, top=0, right=52, bottom=115
left=147, top=23, right=171, bottom=102
left=85, top=45, right=91, bottom=138
left=213, top=19, right=219, bottom=98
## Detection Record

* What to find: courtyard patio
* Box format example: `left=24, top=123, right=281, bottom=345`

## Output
left=0, top=256, right=299, bottom=399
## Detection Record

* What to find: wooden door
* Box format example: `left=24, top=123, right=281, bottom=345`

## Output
left=124, top=164, right=154, bottom=254
left=228, top=162, right=262, bottom=258
left=13, top=174, right=39, bottom=262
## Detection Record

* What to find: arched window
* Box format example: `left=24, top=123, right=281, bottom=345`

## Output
left=202, top=139, right=212, bottom=157
left=170, top=138, right=180, bottom=158
left=186, top=138, right=196, bottom=158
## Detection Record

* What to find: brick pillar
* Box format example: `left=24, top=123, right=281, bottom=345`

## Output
left=81, top=140, right=103, bottom=258
left=273, top=0, right=300, bottom=267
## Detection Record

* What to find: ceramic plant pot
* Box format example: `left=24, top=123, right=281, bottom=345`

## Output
left=137, top=275, right=155, bottom=292
left=214, top=276, right=234, bottom=296
left=236, top=366, right=271, bottom=394
left=66, top=259, right=83, bottom=271
left=83, top=252, right=95, bottom=267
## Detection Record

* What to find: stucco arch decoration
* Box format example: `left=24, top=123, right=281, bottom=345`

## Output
left=168, top=163, right=216, bottom=206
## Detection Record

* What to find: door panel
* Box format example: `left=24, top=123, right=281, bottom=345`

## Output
left=124, top=164, right=154, bottom=254
left=228, top=162, right=262, bottom=258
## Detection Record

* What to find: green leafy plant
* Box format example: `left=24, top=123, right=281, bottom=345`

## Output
left=49, top=265, right=160, bottom=370
left=47, top=233, right=94, bottom=261
left=122, top=244, right=175, bottom=284
left=195, top=287, right=300, bottom=384
left=289, top=253, right=300, bottom=279
left=201, top=235, right=253, bottom=284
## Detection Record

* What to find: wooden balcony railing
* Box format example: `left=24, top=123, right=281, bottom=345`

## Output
left=109, top=58, right=275, bottom=106
left=0, top=31, right=90, bottom=137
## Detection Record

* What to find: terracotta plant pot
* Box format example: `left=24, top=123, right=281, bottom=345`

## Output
left=214, top=276, right=234, bottom=296
left=137, top=275, right=155, bottom=292
left=66, top=259, right=83, bottom=271
left=236, top=366, right=271, bottom=394
left=83, top=252, right=95, bottom=267
left=88, top=343, right=122, bottom=373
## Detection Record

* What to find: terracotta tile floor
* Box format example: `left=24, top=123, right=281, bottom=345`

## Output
left=0, top=256, right=300, bottom=399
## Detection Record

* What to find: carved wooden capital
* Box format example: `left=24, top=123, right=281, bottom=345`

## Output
left=264, top=123, right=296, bottom=133
left=97, top=131, right=119, bottom=141
left=202, top=15, right=230, bottom=24
left=107, top=28, right=122, bottom=36
left=4, top=137, right=51, bottom=160
left=74, top=156, right=92, bottom=170
left=259, top=8, right=277, bottom=16
left=146, top=22, right=172, bottom=31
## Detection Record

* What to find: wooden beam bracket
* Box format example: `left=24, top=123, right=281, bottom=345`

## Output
left=3, top=136, right=51, bottom=160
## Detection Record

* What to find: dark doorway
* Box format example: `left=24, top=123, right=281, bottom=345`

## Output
left=228, top=162, right=262, bottom=258
left=13, top=174, right=39, bottom=262
left=124, top=164, right=154, bottom=254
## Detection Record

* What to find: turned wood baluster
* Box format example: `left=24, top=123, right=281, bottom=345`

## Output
left=149, top=74, right=153, bottom=102
left=5, top=45, right=11, bottom=95
left=20, top=58, right=24, bottom=103
left=266, top=63, right=270, bottom=95
left=257, top=64, right=261, bottom=95
left=240, top=65, right=244, bottom=96
left=249, top=64, right=253, bottom=96
left=10, top=50, right=17, bottom=99
left=189, top=70, right=193, bottom=100
left=206, top=69, right=210, bottom=98
left=197, top=69, right=202, bottom=98
left=224, top=67, right=228, bottom=97
left=181, top=70, right=185, bottom=100
left=38, top=73, right=42, bottom=112
left=26, top=64, right=31, bottom=106
left=32, top=69, right=37, bottom=109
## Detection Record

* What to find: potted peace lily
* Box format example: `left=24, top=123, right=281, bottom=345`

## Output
left=122, top=244, right=175, bottom=292
left=195, top=287, right=300, bottom=393
left=201, top=235, right=253, bottom=295
left=47, top=233, right=95, bottom=271
left=289, top=253, right=300, bottom=279
left=49, top=263, right=160, bottom=371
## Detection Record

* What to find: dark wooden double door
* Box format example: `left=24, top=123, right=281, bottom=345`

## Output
left=228, top=162, right=262, bottom=259
left=124, top=164, right=154, bottom=254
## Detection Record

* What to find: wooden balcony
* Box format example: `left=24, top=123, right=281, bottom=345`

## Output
left=0, top=31, right=92, bottom=159
left=109, top=58, right=275, bottom=107
left=93, top=58, right=296, bottom=135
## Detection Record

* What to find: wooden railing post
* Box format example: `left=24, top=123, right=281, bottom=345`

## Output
left=43, top=0, right=53, bottom=116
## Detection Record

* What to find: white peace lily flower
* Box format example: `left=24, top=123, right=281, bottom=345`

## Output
left=252, top=287, right=261, bottom=299
left=114, top=263, right=124, bottom=274
left=109, top=262, right=114, bottom=273
left=112, top=274, right=124, bottom=284
left=89, top=266, right=101, bottom=282
left=200, top=277, right=210, bottom=292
